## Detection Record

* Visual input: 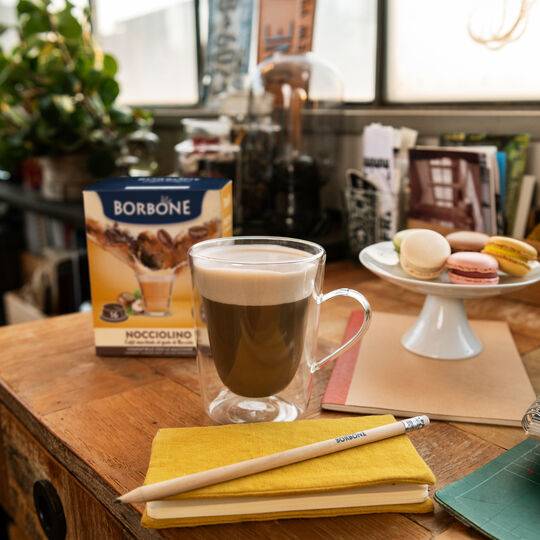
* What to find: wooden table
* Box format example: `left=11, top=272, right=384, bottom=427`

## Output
left=1, top=262, right=539, bottom=539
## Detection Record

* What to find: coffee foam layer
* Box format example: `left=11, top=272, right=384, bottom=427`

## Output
left=192, top=245, right=319, bottom=305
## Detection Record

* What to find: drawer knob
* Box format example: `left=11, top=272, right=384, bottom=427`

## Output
left=33, top=480, right=67, bottom=540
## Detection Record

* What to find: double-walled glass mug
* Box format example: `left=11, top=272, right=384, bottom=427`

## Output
left=189, top=237, right=371, bottom=424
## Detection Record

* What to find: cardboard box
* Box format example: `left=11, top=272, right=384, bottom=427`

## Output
left=83, top=177, right=233, bottom=356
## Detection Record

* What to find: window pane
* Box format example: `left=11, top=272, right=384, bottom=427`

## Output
left=1, top=0, right=88, bottom=50
left=386, top=0, right=540, bottom=102
left=312, top=0, right=377, bottom=102
left=94, top=0, right=198, bottom=106
left=0, top=0, right=18, bottom=50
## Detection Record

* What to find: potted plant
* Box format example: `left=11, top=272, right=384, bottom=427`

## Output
left=0, top=0, right=152, bottom=201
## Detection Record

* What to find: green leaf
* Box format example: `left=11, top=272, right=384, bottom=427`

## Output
left=0, top=23, right=9, bottom=37
left=52, top=94, right=75, bottom=114
left=99, top=77, right=119, bottom=107
left=17, top=0, right=47, bottom=17
left=37, top=41, right=63, bottom=73
left=74, top=54, right=92, bottom=78
left=83, top=68, right=101, bottom=92
left=1, top=104, right=31, bottom=128
left=109, top=105, right=133, bottom=126
left=0, top=65, right=12, bottom=88
left=102, top=54, right=118, bottom=77
left=20, top=11, right=50, bottom=38
left=56, top=7, right=82, bottom=40
left=35, top=118, right=56, bottom=141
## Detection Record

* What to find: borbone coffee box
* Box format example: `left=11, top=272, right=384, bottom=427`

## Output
left=83, top=177, right=232, bottom=356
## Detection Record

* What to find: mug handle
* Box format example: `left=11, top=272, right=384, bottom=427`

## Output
left=310, top=288, right=371, bottom=373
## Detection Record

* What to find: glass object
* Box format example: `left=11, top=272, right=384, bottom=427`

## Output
left=175, top=118, right=240, bottom=180
left=136, top=273, right=175, bottom=316
left=218, top=80, right=281, bottom=234
left=116, top=128, right=160, bottom=176
left=312, top=0, right=377, bottom=102
left=126, top=129, right=159, bottom=176
left=522, top=397, right=540, bottom=439
left=189, top=236, right=371, bottom=424
left=251, top=52, right=344, bottom=238
left=93, top=0, right=198, bottom=105
left=387, top=0, right=540, bottom=102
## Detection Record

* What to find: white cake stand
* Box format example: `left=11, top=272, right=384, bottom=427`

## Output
left=359, top=241, right=540, bottom=360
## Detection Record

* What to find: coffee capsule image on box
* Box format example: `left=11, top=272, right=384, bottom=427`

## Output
left=100, top=303, right=128, bottom=323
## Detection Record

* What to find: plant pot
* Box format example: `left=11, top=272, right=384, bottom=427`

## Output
left=38, top=154, right=95, bottom=202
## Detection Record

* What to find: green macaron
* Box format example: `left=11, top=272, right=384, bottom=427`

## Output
left=392, top=229, right=425, bottom=253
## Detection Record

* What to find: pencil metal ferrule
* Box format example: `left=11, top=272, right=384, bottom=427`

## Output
left=402, top=416, right=429, bottom=432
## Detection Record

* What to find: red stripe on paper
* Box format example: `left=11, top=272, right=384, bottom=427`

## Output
left=322, top=310, right=364, bottom=406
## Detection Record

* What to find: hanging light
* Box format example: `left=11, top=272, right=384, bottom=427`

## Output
left=468, top=0, right=535, bottom=50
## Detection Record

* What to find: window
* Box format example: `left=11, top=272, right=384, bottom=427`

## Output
left=198, top=0, right=378, bottom=105
left=0, top=0, right=18, bottom=51
left=4, top=0, right=539, bottom=107
left=312, top=0, right=378, bottom=103
left=0, top=0, right=88, bottom=50
left=386, top=0, right=540, bottom=102
left=93, top=0, right=199, bottom=106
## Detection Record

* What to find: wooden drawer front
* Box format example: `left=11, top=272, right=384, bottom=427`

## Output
left=0, top=404, right=128, bottom=540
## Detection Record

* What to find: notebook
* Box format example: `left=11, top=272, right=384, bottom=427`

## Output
left=322, top=311, right=536, bottom=426
left=435, top=439, right=540, bottom=540
left=140, top=415, right=435, bottom=528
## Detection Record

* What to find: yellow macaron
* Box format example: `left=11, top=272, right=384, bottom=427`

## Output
left=481, top=236, right=537, bottom=277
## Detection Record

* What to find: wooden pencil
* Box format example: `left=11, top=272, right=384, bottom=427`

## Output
left=117, top=415, right=430, bottom=504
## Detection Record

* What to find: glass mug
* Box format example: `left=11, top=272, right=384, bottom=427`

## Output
left=189, top=237, right=371, bottom=424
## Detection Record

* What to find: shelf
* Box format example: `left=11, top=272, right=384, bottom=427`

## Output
left=0, top=182, right=84, bottom=227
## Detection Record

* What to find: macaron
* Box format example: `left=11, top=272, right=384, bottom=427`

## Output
left=482, top=236, right=538, bottom=277
left=392, top=229, right=424, bottom=253
left=446, top=231, right=489, bottom=252
left=446, top=252, right=499, bottom=285
left=400, top=230, right=451, bottom=280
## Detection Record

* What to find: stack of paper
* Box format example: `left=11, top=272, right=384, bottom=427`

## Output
left=346, top=123, right=418, bottom=253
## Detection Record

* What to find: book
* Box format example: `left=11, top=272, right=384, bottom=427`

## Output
left=435, top=439, right=540, bottom=540
left=440, top=132, right=530, bottom=235
left=322, top=311, right=536, bottom=426
left=140, top=415, right=435, bottom=528
left=408, top=147, right=497, bottom=234
left=497, top=150, right=507, bottom=208
left=512, top=175, right=536, bottom=239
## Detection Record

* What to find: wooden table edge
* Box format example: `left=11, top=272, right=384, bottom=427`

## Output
left=0, top=376, right=153, bottom=538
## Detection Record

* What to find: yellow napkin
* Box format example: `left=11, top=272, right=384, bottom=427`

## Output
left=142, top=415, right=435, bottom=528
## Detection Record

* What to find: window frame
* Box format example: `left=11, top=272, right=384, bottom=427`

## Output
left=89, top=0, right=203, bottom=108
left=89, top=0, right=540, bottom=111
left=379, top=0, right=540, bottom=109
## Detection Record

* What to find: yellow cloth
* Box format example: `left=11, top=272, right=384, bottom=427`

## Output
left=141, top=415, right=436, bottom=528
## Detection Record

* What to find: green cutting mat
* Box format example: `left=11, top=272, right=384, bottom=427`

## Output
left=435, top=439, right=540, bottom=540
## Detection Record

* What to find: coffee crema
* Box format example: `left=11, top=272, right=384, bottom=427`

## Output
left=193, top=245, right=318, bottom=398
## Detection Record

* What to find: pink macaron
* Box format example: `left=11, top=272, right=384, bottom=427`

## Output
left=446, top=252, right=499, bottom=285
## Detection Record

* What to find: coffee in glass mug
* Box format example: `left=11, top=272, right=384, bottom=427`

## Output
left=189, top=237, right=371, bottom=424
